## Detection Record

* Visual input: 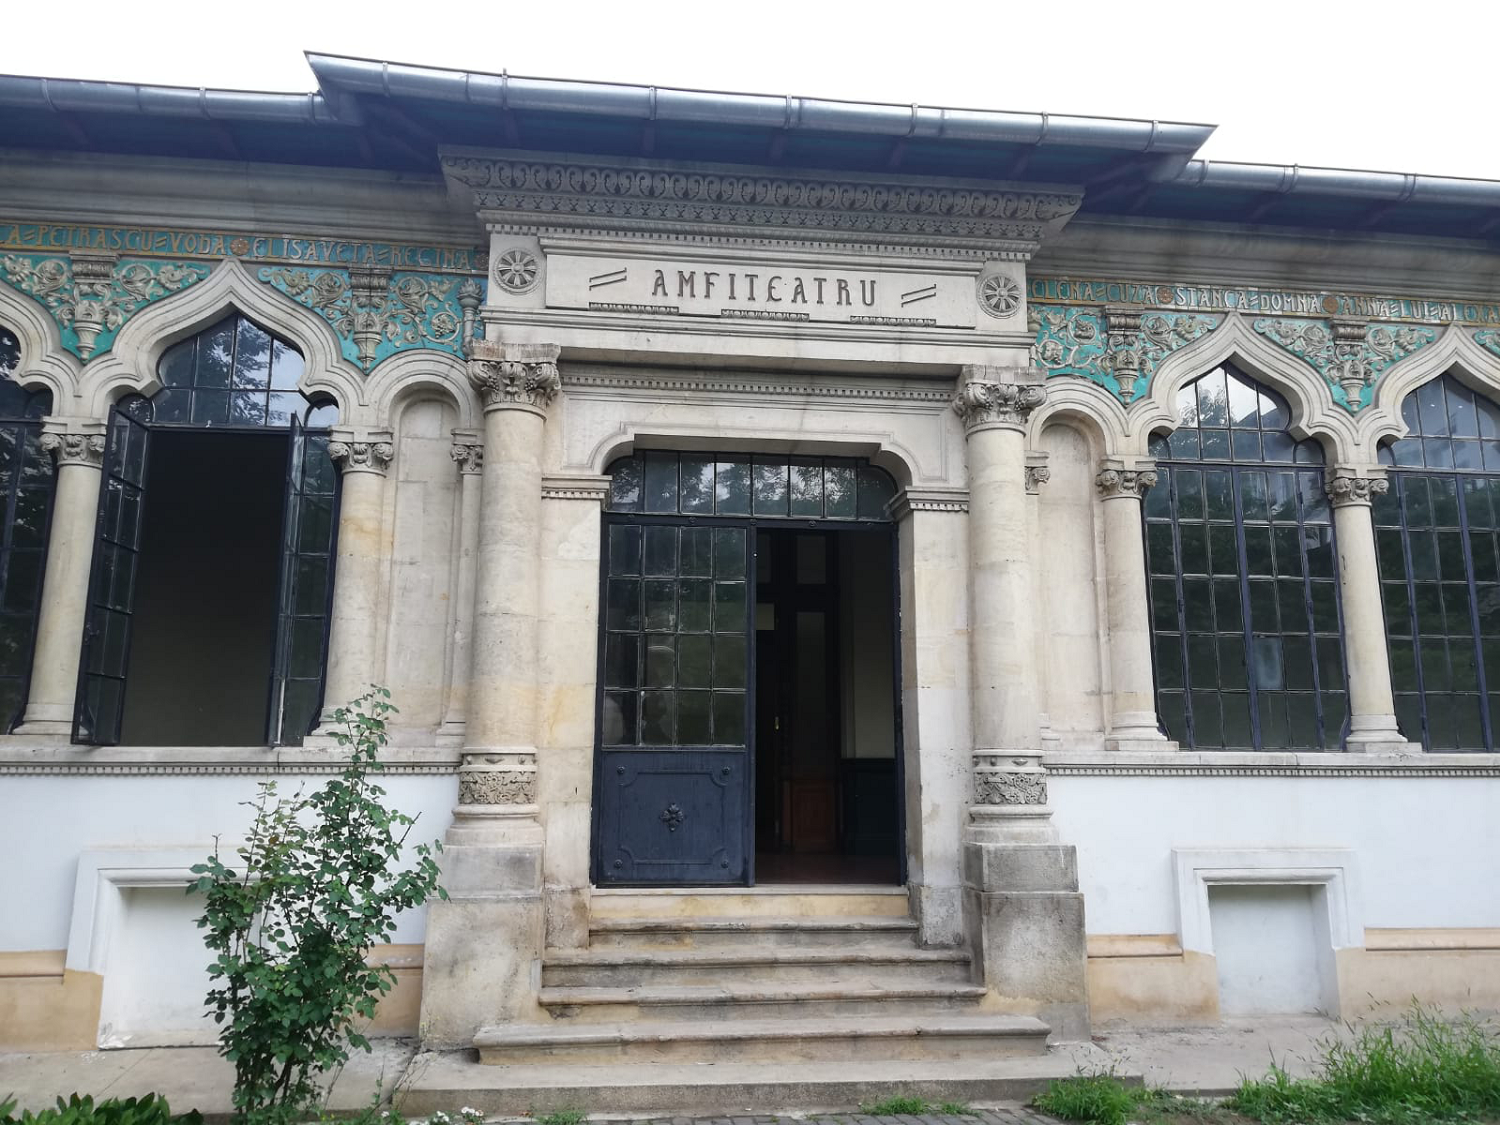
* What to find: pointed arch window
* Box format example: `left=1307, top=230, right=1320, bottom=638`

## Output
left=1374, top=373, right=1500, bottom=751
left=1144, top=362, right=1347, bottom=750
left=0, top=327, right=54, bottom=731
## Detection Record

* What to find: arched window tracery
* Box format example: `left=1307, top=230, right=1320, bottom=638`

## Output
left=1375, top=373, right=1500, bottom=751
left=1144, top=362, right=1347, bottom=750
left=0, top=326, right=55, bottom=731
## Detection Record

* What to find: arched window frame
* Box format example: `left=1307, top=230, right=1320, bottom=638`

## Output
left=1143, top=362, right=1349, bottom=751
left=1374, top=372, right=1500, bottom=752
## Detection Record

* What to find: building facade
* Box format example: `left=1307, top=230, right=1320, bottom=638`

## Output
left=1, top=56, right=1498, bottom=1080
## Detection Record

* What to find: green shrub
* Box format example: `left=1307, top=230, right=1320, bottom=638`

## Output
left=1031, top=1074, right=1140, bottom=1125
left=188, top=688, right=446, bottom=1125
left=0, top=1094, right=202, bottom=1125
left=859, top=1095, right=931, bottom=1115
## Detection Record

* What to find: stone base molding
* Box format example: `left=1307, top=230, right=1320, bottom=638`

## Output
left=967, top=749, right=1059, bottom=846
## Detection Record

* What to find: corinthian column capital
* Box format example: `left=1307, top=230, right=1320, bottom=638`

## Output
left=1095, top=460, right=1159, bottom=501
left=328, top=429, right=395, bottom=475
left=1326, top=467, right=1389, bottom=508
left=40, top=431, right=107, bottom=466
left=953, top=365, right=1046, bottom=435
left=467, top=341, right=562, bottom=415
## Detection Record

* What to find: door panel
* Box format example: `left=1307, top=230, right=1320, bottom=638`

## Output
left=594, top=521, right=752, bottom=885
left=74, top=407, right=151, bottom=745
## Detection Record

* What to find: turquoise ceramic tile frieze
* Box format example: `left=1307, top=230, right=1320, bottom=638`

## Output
left=1030, top=305, right=1218, bottom=402
left=1476, top=330, right=1500, bottom=360
left=0, top=254, right=209, bottom=360
left=1252, top=318, right=1436, bottom=411
left=258, top=267, right=485, bottom=371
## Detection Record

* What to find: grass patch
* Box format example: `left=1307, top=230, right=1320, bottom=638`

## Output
left=859, top=1095, right=931, bottom=1115
left=936, top=1104, right=975, bottom=1116
left=1225, top=1006, right=1500, bottom=1124
left=531, top=1112, right=585, bottom=1125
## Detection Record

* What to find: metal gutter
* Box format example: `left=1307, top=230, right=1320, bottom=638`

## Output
left=1157, top=159, right=1500, bottom=209
left=0, top=74, right=343, bottom=124
left=304, top=52, right=1217, bottom=153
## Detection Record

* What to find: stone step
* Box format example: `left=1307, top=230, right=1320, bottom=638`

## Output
left=541, top=946, right=972, bottom=988
left=539, top=981, right=990, bottom=1021
left=472, top=1013, right=1049, bottom=1066
left=588, top=914, right=920, bottom=950
left=589, top=885, right=910, bottom=920
left=399, top=1048, right=1120, bottom=1116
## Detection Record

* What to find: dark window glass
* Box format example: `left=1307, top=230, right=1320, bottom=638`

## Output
left=1376, top=373, right=1500, bottom=751
left=0, top=328, right=55, bottom=732
left=605, top=452, right=897, bottom=522
left=1145, top=362, right=1345, bottom=750
left=149, top=315, right=334, bottom=430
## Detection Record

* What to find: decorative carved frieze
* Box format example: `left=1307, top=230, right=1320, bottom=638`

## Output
left=457, top=750, right=539, bottom=806
left=467, top=343, right=562, bottom=413
left=1326, top=473, right=1389, bottom=508
left=953, top=369, right=1046, bottom=434
left=258, top=266, right=479, bottom=371
left=973, top=770, right=1048, bottom=806
left=39, top=432, right=106, bottom=466
left=441, top=154, right=1082, bottom=252
left=1251, top=318, right=1436, bottom=411
left=450, top=442, right=484, bottom=475
left=1095, top=467, right=1158, bottom=500
left=0, top=253, right=208, bottom=360
left=328, top=437, right=394, bottom=475
left=1029, top=305, right=1219, bottom=402
left=1475, top=329, right=1500, bottom=359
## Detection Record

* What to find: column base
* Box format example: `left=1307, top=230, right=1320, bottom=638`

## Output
left=12, top=719, right=73, bottom=739
left=965, top=805, right=1060, bottom=845
left=1346, top=715, right=1421, bottom=754
left=963, top=840, right=1090, bottom=1042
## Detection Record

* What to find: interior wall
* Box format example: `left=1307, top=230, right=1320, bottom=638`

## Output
left=121, top=432, right=284, bottom=746
left=838, top=532, right=896, bottom=759
left=383, top=397, right=459, bottom=729
left=1037, top=422, right=1106, bottom=737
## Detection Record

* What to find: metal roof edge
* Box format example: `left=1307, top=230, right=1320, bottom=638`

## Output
left=1156, top=159, right=1500, bottom=208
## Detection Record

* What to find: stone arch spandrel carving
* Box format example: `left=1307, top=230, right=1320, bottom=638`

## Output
left=1359, top=325, right=1500, bottom=461
left=365, top=349, right=481, bottom=433
left=1131, top=312, right=1357, bottom=461
left=77, top=258, right=366, bottom=423
left=0, top=284, right=82, bottom=410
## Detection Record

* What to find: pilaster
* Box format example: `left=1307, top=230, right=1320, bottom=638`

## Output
left=436, top=432, right=483, bottom=746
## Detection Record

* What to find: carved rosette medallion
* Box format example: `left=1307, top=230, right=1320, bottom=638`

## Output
left=952, top=374, right=1046, bottom=435
left=328, top=439, right=394, bottom=475
left=1095, top=468, right=1158, bottom=500
left=40, top=432, right=106, bottom=466
left=978, top=274, right=1023, bottom=319
left=468, top=357, right=562, bottom=413
left=457, top=752, right=538, bottom=806
left=972, top=752, right=1049, bottom=807
left=493, top=248, right=540, bottom=294
left=1326, top=473, right=1389, bottom=508
left=451, top=442, right=484, bottom=475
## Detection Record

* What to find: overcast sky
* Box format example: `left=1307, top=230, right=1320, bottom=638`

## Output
left=11, top=0, right=1495, bottom=180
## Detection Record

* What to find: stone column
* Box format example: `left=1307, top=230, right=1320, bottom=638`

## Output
left=419, top=341, right=560, bottom=1046
left=954, top=365, right=1089, bottom=1042
left=437, top=434, right=483, bottom=745
left=317, top=430, right=392, bottom=724
left=1096, top=459, right=1173, bottom=751
left=1327, top=468, right=1415, bottom=753
left=16, top=423, right=106, bottom=736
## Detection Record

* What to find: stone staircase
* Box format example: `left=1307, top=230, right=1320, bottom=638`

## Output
left=401, top=887, right=1099, bottom=1115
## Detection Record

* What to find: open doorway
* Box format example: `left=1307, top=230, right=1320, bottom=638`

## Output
left=754, top=527, right=901, bottom=884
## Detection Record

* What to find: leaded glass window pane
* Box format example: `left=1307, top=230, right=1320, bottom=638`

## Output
left=1375, top=373, right=1500, bottom=751
left=604, top=452, right=897, bottom=521
left=0, top=328, right=54, bottom=732
left=1144, top=363, right=1346, bottom=750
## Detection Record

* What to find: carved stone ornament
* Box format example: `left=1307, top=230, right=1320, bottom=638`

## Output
left=328, top=440, right=394, bottom=475
left=493, top=248, right=540, bottom=294
left=952, top=377, right=1047, bottom=433
left=468, top=357, right=562, bottom=412
left=1095, top=468, right=1158, bottom=500
left=458, top=769, right=538, bottom=806
left=1252, top=317, right=1436, bottom=412
left=973, top=771, right=1048, bottom=806
left=1326, top=474, right=1389, bottom=507
left=978, top=274, right=1023, bottom=319
left=1029, top=306, right=1219, bottom=403
left=450, top=442, right=484, bottom=475
left=1024, top=465, right=1051, bottom=494
left=39, top=432, right=106, bottom=466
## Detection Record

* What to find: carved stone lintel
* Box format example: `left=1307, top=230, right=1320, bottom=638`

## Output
left=1095, top=467, right=1158, bottom=501
left=457, top=751, right=538, bottom=806
left=953, top=368, right=1046, bottom=435
left=1326, top=472, right=1389, bottom=508
left=468, top=343, right=562, bottom=413
left=451, top=442, right=484, bottom=475
left=40, top=432, right=106, bottom=466
left=328, top=436, right=394, bottom=475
